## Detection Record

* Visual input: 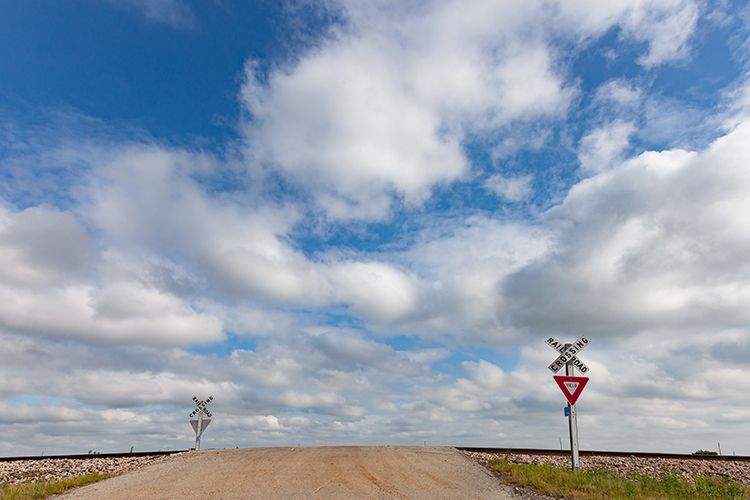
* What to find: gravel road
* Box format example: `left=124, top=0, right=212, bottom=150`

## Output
left=58, top=446, right=517, bottom=499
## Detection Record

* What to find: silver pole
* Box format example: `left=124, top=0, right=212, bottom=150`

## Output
left=566, top=360, right=580, bottom=470
left=196, top=410, right=203, bottom=451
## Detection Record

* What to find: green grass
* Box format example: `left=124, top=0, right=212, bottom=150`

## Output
left=0, top=472, right=110, bottom=499
left=489, top=457, right=750, bottom=499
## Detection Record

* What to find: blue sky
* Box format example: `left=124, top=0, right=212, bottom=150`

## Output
left=2, top=0, right=750, bottom=456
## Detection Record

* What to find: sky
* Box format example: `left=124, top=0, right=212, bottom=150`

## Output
left=1, top=0, right=750, bottom=456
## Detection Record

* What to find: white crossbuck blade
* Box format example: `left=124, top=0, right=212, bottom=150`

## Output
left=546, top=336, right=590, bottom=374
left=189, top=396, right=214, bottom=417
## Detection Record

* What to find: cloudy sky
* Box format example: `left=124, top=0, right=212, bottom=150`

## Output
left=1, top=0, right=750, bottom=456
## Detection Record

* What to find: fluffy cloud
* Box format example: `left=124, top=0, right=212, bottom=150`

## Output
left=392, top=217, right=550, bottom=344
left=242, top=4, right=567, bottom=220
left=505, top=119, right=750, bottom=338
left=483, top=174, right=534, bottom=202
left=0, top=205, right=96, bottom=287
left=241, top=0, right=699, bottom=219
left=595, top=80, right=642, bottom=106
left=80, top=145, right=421, bottom=323
left=0, top=282, right=223, bottom=346
left=554, top=0, right=699, bottom=66
left=578, top=120, right=636, bottom=173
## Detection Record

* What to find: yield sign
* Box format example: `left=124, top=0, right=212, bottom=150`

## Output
left=190, top=419, right=211, bottom=434
left=553, top=375, right=589, bottom=406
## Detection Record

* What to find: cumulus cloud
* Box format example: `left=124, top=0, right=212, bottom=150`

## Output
left=578, top=120, right=636, bottom=173
left=0, top=325, right=453, bottom=453
left=0, top=167, right=225, bottom=347
left=241, top=4, right=571, bottom=220
left=0, top=205, right=96, bottom=287
left=483, top=174, right=534, bottom=202
left=0, top=283, right=223, bottom=346
left=505, top=119, right=750, bottom=339
left=240, top=0, right=699, bottom=220
left=627, top=0, right=700, bottom=67
left=555, top=0, right=699, bottom=67
left=595, top=80, right=642, bottom=106
left=390, top=217, right=550, bottom=344
left=75, top=145, right=409, bottom=321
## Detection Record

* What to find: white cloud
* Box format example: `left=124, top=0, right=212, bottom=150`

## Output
left=555, top=0, right=699, bottom=67
left=578, top=120, right=636, bottom=173
left=628, top=0, right=700, bottom=67
left=595, top=80, right=643, bottom=106
left=0, top=282, right=223, bottom=346
left=724, top=73, right=750, bottom=128
left=389, top=217, right=550, bottom=344
left=241, top=0, right=699, bottom=220
left=483, top=174, right=534, bottom=202
left=0, top=179, right=225, bottom=347
left=506, top=119, right=750, bottom=339
left=0, top=205, right=96, bottom=287
left=111, top=0, right=196, bottom=30
left=241, top=4, right=576, bottom=220
left=242, top=47, right=470, bottom=220
left=80, top=145, right=425, bottom=324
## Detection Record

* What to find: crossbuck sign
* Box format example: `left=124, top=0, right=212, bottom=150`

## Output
left=189, top=396, right=213, bottom=450
left=546, top=336, right=590, bottom=374
left=190, top=396, right=213, bottom=418
left=545, top=336, right=590, bottom=471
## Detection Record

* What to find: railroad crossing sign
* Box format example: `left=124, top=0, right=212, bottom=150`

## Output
left=545, top=336, right=591, bottom=472
left=546, top=336, right=590, bottom=374
left=190, top=396, right=213, bottom=418
left=554, top=375, right=589, bottom=406
left=189, top=396, right=213, bottom=451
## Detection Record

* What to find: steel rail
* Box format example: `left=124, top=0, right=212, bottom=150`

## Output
left=456, top=447, right=750, bottom=462
left=3, top=447, right=748, bottom=462
left=0, top=449, right=189, bottom=462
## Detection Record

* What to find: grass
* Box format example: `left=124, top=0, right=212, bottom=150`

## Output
left=489, top=457, right=750, bottom=499
left=0, top=472, right=110, bottom=499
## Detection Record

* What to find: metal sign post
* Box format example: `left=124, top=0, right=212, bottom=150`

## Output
left=189, top=396, right=214, bottom=450
left=546, top=337, right=590, bottom=471
left=565, top=361, right=580, bottom=469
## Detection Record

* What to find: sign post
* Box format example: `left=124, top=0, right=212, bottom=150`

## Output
left=546, top=337, right=590, bottom=470
left=189, top=396, right=214, bottom=450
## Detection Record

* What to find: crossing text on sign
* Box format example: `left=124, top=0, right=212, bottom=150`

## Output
left=547, top=336, right=590, bottom=374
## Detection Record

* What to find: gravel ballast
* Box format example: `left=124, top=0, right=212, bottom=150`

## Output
left=464, top=451, right=750, bottom=485
left=0, top=454, right=184, bottom=484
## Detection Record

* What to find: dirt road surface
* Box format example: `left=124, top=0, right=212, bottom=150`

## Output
left=59, top=446, right=516, bottom=499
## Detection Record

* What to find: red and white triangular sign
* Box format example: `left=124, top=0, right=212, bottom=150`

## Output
left=553, top=375, right=589, bottom=405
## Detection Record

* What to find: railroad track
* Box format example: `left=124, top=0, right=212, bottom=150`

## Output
left=0, top=449, right=189, bottom=462
left=456, top=447, right=750, bottom=461
left=2, top=447, right=748, bottom=462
